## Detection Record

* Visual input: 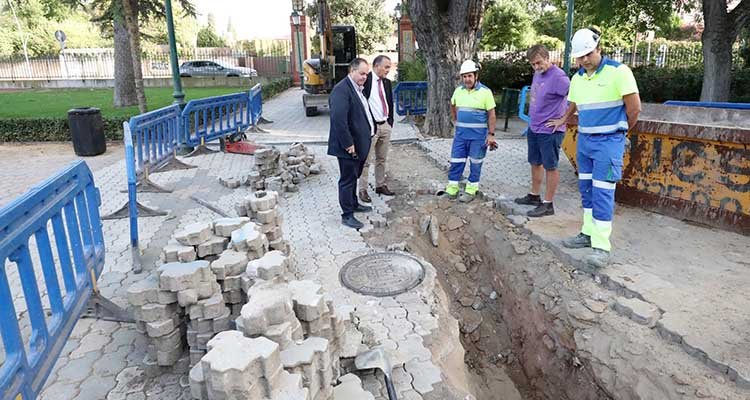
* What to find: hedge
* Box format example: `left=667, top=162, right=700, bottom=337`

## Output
left=0, top=77, right=293, bottom=143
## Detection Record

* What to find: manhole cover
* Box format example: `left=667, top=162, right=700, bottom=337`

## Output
left=340, top=252, right=426, bottom=297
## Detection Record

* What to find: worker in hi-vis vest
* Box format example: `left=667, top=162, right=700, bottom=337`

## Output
left=445, top=60, right=497, bottom=203
left=549, top=28, right=641, bottom=268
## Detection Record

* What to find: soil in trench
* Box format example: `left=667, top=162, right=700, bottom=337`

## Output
left=361, top=144, right=612, bottom=400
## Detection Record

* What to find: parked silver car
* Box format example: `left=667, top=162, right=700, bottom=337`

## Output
left=179, top=60, right=257, bottom=77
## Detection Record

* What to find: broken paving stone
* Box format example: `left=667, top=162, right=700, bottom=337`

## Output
left=175, top=222, right=213, bottom=246
left=334, top=373, right=374, bottom=400
left=584, top=299, right=608, bottom=314
left=196, top=236, right=229, bottom=258
left=507, top=215, right=528, bottom=226
left=213, top=217, right=251, bottom=238
left=512, top=239, right=531, bottom=255
left=446, top=216, right=464, bottom=231
left=386, top=242, right=408, bottom=252
left=455, top=262, right=467, bottom=273
left=460, top=310, right=483, bottom=334
left=566, top=301, right=599, bottom=324
left=157, top=261, right=213, bottom=292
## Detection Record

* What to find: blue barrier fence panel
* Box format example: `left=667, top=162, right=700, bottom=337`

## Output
left=124, top=122, right=140, bottom=251
left=181, top=92, right=252, bottom=147
left=128, top=104, right=182, bottom=178
left=519, top=85, right=530, bottom=123
left=250, top=84, right=263, bottom=126
left=663, top=100, right=750, bottom=110
left=394, top=81, right=428, bottom=116
left=0, top=160, right=105, bottom=400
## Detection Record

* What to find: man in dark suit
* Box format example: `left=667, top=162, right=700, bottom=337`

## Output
left=327, top=58, right=375, bottom=229
left=358, top=55, right=396, bottom=203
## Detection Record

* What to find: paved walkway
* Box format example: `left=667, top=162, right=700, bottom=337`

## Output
left=416, top=130, right=750, bottom=390
left=247, top=89, right=421, bottom=144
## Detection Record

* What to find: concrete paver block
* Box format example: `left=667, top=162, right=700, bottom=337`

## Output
left=406, top=359, right=442, bottom=395
left=189, top=362, right=208, bottom=400
left=230, top=223, right=267, bottom=253
left=256, top=208, right=280, bottom=225
left=146, top=315, right=182, bottom=338
left=614, top=297, right=662, bottom=328
left=197, top=236, right=229, bottom=258
left=247, top=250, right=289, bottom=282
left=238, top=287, right=295, bottom=336
left=201, top=331, right=282, bottom=398
left=134, top=303, right=180, bottom=323
left=127, top=274, right=177, bottom=306
left=265, top=319, right=305, bottom=349
left=272, top=370, right=310, bottom=400
left=175, top=222, right=214, bottom=246
left=211, top=250, right=249, bottom=280
left=158, top=261, right=214, bottom=292
left=163, top=241, right=198, bottom=263
left=288, top=280, right=326, bottom=322
left=218, top=211, right=256, bottom=230
left=334, top=374, right=374, bottom=400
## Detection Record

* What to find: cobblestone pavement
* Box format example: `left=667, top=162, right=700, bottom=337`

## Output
left=247, top=89, right=420, bottom=144
left=417, top=134, right=750, bottom=389
left=0, top=142, right=124, bottom=208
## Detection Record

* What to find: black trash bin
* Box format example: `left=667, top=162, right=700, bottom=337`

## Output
left=68, top=107, right=106, bottom=156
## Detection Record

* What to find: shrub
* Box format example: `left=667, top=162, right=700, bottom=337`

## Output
left=478, top=52, right=533, bottom=91
left=396, top=53, right=427, bottom=82
left=632, top=67, right=750, bottom=103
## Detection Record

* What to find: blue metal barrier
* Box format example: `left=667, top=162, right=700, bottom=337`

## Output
left=0, top=161, right=105, bottom=400
left=663, top=100, right=750, bottom=110
left=250, top=84, right=263, bottom=126
left=129, top=104, right=182, bottom=181
left=519, top=85, right=530, bottom=123
left=181, top=91, right=251, bottom=148
left=394, top=81, right=428, bottom=116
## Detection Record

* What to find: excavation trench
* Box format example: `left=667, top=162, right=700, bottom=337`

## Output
left=363, top=189, right=612, bottom=400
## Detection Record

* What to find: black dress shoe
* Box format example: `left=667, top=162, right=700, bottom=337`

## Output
left=375, top=186, right=396, bottom=196
left=342, top=215, right=364, bottom=229
left=359, top=191, right=372, bottom=203
left=354, top=204, right=373, bottom=213
left=527, top=202, right=555, bottom=217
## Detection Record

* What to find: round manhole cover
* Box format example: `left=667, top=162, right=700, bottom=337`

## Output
left=340, top=252, right=426, bottom=297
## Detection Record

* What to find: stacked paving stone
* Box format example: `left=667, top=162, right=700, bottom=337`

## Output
left=127, top=275, right=185, bottom=367
left=236, top=190, right=291, bottom=256
left=156, top=261, right=233, bottom=366
left=212, top=217, right=256, bottom=317
left=219, top=144, right=321, bottom=192
left=189, top=330, right=309, bottom=400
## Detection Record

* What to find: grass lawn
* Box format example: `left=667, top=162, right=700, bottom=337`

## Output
left=0, top=87, right=250, bottom=119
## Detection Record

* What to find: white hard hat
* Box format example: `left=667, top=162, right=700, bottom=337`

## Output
left=459, top=60, right=479, bottom=75
left=571, top=28, right=601, bottom=58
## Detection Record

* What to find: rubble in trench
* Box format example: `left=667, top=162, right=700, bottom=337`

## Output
left=128, top=190, right=370, bottom=400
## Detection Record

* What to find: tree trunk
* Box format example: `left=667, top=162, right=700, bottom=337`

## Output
left=113, top=17, right=137, bottom=107
left=408, top=0, right=487, bottom=138
left=120, top=0, right=148, bottom=113
left=700, top=0, right=734, bottom=102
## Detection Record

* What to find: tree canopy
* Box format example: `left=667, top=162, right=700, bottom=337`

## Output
left=306, top=0, right=392, bottom=54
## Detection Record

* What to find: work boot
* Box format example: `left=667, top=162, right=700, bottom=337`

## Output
left=359, top=191, right=372, bottom=203
left=562, top=232, right=591, bottom=249
left=458, top=192, right=475, bottom=203
left=514, top=193, right=542, bottom=206
left=585, top=248, right=611, bottom=268
left=527, top=202, right=554, bottom=217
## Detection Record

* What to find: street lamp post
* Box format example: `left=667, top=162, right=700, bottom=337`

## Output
left=291, top=0, right=305, bottom=90
left=563, top=0, right=575, bottom=72
left=165, top=0, right=185, bottom=105
left=394, top=4, right=401, bottom=63
left=291, top=11, right=304, bottom=89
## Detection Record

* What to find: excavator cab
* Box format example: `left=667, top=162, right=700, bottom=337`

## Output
left=302, top=25, right=357, bottom=116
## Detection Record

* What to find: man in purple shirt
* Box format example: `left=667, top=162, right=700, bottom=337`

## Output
left=514, top=45, right=570, bottom=217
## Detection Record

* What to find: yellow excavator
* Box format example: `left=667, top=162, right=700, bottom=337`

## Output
left=302, top=0, right=358, bottom=116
